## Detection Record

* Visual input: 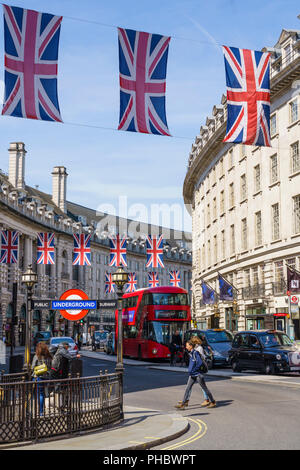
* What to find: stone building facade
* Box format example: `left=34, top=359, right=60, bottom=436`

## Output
left=0, top=142, right=192, bottom=346
left=183, top=28, right=300, bottom=338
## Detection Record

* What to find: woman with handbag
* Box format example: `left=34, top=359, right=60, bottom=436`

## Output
left=175, top=340, right=216, bottom=410
left=31, top=342, right=52, bottom=415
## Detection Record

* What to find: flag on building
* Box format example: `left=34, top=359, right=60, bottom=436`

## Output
left=118, top=27, right=171, bottom=136
left=109, top=234, right=127, bottom=267
left=125, top=272, right=137, bottom=293
left=169, top=270, right=181, bottom=287
left=0, top=230, right=19, bottom=264
left=148, top=271, right=159, bottom=288
left=201, top=281, right=217, bottom=305
left=2, top=4, right=63, bottom=122
left=72, top=233, right=91, bottom=266
left=105, top=272, right=116, bottom=294
left=222, top=45, right=271, bottom=146
left=146, top=235, right=164, bottom=268
left=37, top=232, right=55, bottom=264
left=218, top=273, right=234, bottom=301
left=287, top=265, right=300, bottom=293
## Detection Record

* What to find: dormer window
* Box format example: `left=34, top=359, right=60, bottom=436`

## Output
left=284, top=43, right=292, bottom=65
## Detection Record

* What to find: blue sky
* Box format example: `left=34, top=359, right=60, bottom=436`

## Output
left=0, top=0, right=299, bottom=232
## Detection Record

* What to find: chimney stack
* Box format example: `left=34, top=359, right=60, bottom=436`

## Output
left=52, top=166, right=68, bottom=213
left=8, top=142, right=26, bottom=189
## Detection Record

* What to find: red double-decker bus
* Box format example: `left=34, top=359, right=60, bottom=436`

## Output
left=115, top=286, right=191, bottom=360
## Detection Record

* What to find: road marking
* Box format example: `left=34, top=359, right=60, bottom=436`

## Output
left=162, top=418, right=207, bottom=450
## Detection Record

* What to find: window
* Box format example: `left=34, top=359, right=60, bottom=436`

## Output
left=284, top=43, right=292, bottom=65
left=220, top=190, right=225, bottom=214
left=207, top=239, right=211, bottom=266
left=212, top=167, right=216, bottom=186
left=291, top=142, right=300, bottom=174
left=230, top=224, right=235, bottom=255
left=213, top=234, right=217, bottom=264
left=96, top=269, right=101, bottom=281
left=213, top=197, right=217, bottom=221
left=229, top=149, right=234, bottom=168
left=244, top=269, right=250, bottom=287
left=271, top=203, right=280, bottom=240
left=221, top=230, right=225, bottom=259
left=241, top=218, right=247, bottom=251
left=274, top=261, right=284, bottom=283
left=270, top=114, right=277, bottom=136
left=207, top=203, right=211, bottom=226
left=293, top=195, right=300, bottom=234
left=290, top=99, right=298, bottom=123
left=255, top=211, right=262, bottom=246
left=239, top=144, right=246, bottom=160
left=287, top=258, right=296, bottom=270
left=229, top=183, right=235, bottom=208
left=219, top=158, right=224, bottom=178
left=254, top=164, right=261, bottom=192
left=240, top=174, right=247, bottom=200
left=252, top=266, right=259, bottom=286
left=270, top=154, right=278, bottom=184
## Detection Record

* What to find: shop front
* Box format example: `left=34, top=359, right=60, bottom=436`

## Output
left=245, top=306, right=273, bottom=331
left=225, top=307, right=238, bottom=333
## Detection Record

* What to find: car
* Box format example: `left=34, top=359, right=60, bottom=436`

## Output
left=49, top=336, right=79, bottom=357
left=184, top=328, right=234, bottom=367
left=228, top=330, right=300, bottom=374
left=92, top=330, right=109, bottom=351
left=33, top=331, right=51, bottom=348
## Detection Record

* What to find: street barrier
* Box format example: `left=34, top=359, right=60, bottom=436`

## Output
left=0, top=371, right=123, bottom=444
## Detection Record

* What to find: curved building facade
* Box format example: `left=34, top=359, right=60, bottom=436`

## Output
left=183, top=28, right=300, bottom=338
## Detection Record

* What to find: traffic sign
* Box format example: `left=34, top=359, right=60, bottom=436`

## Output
left=57, top=289, right=93, bottom=321
left=291, top=295, right=299, bottom=304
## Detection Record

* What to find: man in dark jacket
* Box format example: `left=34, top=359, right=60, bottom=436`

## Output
left=175, top=340, right=216, bottom=409
left=50, top=342, right=77, bottom=379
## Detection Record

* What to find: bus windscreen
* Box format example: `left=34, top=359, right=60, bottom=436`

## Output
left=144, top=293, right=189, bottom=306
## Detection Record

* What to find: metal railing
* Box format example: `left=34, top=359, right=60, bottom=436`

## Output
left=0, top=371, right=122, bottom=444
left=242, top=284, right=265, bottom=300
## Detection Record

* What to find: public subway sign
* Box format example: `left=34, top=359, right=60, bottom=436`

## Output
left=54, top=289, right=97, bottom=321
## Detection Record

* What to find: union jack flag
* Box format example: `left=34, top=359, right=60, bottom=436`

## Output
left=72, top=233, right=91, bottom=266
left=37, top=232, right=55, bottom=265
left=109, top=234, right=127, bottom=267
left=125, top=272, right=137, bottom=293
left=0, top=230, right=19, bottom=264
left=2, top=4, right=62, bottom=122
left=118, top=27, right=171, bottom=136
left=223, top=46, right=271, bottom=146
left=146, top=235, right=164, bottom=268
left=148, top=271, right=159, bottom=288
left=169, top=270, right=181, bottom=287
left=105, top=272, right=116, bottom=294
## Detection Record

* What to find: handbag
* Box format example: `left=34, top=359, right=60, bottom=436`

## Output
left=199, top=361, right=208, bottom=373
left=34, top=362, right=48, bottom=377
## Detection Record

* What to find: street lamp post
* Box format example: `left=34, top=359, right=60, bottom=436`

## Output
left=21, top=264, right=38, bottom=375
left=112, top=266, right=129, bottom=374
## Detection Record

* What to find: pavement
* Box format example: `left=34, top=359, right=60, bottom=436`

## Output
left=2, top=347, right=300, bottom=450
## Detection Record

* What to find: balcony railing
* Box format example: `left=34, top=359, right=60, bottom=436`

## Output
left=242, top=284, right=265, bottom=300
left=272, top=279, right=287, bottom=296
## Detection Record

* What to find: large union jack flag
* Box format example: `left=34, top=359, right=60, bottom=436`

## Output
left=223, top=46, right=271, bottom=146
left=105, top=272, right=116, bottom=294
left=109, top=234, right=127, bottom=267
left=146, top=235, right=164, bottom=268
left=118, top=27, right=171, bottom=136
left=2, top=4, right=62, bottom=122
left=148, top=271, right=159, bottom=288
left=169, top=270, right=181, bottom=287
left=125, top=272, right=137, bottom=293
left=37, top=232, right=55, bottom=265
left=0, top=230, right=19, bottom=264
left=73, top=233, right=91, bottom=266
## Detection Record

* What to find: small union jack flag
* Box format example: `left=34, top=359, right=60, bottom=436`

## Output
left=125, top=272, right=137, bottom=293
left=146, top=235, right=164, bottom=268
left=37, top=232, right=55, bottom=265
left=169, top=270, right=181, bottom=287
left=148, top=271, right=159, bottom=288
left=2, top=4, right=63, bottom=122
left=109, top=234, right=127, bottom=267
left=223, top=46, right=271, bottom=146
left=73, top=233, right=91, bottom=266
left=105, top=272, right=116, bottom=294
left=0, top=230, right=19, bottom=264
left=118, top=27, right=171, bottom=136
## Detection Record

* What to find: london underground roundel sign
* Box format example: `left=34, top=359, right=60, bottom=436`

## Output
left=57, top=289, right=91, bottom=321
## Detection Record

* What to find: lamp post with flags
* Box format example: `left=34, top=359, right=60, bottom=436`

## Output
left=21, top=264, right=38, bottom=374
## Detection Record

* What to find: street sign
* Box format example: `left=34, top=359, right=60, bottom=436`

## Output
left=32, top=300, right=51, bottom=309
left=97, top=300, right=117, bottom=309
left=291, top=296, right=299, bottom=304
left=57, top=289, right=94, bottom=321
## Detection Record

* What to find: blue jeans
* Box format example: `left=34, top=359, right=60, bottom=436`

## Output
left=34, top=377, right=45, bottom=414
left=182, top=374, right=214, bottom=403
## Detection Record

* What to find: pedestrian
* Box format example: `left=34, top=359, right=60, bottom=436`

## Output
left=169, top=330, right=182, bottom=366
left=31, top=342, right=53, bottom=415
left=175, top=340, right=216, bottom=409
left=188, top=335, right=211, bottom=406
left=77, top=333, right=82, bottom=351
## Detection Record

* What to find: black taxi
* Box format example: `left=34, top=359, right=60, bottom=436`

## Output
left=228, top=330, right=300, bottom=374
